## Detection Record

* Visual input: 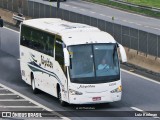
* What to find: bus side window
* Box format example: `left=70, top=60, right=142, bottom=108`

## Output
left=20, top=25, right=55, bottom=57
left=31, top=29, right=43, bottom=52
left=55, top=39, right=65, bottom=72
left=20, top=25, right=31, bottom=47
left=44, top=34, right=55, bottom=57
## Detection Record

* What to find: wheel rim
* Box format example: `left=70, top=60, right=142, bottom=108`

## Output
left=32, top=79, right=35, bottom=90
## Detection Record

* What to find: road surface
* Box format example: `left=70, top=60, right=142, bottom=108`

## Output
left=29, top=0, right=160, bottom=35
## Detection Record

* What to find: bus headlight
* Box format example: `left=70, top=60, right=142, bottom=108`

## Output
left=111, top=86, right=122, bottom=93
left=69, top=89, right=83, bottom=95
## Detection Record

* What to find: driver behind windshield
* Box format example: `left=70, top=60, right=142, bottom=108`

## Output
left=98, top=58, right=110, bottom=70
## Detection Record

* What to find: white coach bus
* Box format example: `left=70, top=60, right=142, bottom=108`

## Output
left=20, top=18, right=127, bottom=106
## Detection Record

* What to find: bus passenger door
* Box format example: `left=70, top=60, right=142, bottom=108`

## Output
left=54, top=37, right=68, bottom=102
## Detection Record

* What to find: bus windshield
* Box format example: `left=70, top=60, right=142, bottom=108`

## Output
left=68, top=43, right=120, bottom=84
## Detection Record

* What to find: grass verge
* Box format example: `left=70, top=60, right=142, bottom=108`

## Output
left=84, top=0, right=160, bottom=18
left=124, top=0, right=160, bottom=8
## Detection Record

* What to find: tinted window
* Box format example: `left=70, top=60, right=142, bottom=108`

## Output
left=21, top=25, right=31, bottom=47
left=55, top=38, right=64, bottom=66
left=68, top=44, right=120, bottom=84
left=69, top=45, right=94, bottom=78
left=20, top=25, right=54, bottom=56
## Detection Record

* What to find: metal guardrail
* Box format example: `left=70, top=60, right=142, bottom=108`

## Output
left=110, top=0, right=160, bottom=12
left=12, top=14, right=25, bottom=22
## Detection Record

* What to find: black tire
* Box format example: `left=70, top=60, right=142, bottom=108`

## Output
left=58, top=87, right=67, bottom=106
left=31, top=75, right=39, bottom=94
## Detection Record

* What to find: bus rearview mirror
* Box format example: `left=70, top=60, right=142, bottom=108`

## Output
left=63, top=48, right=70, bottom=67
left=119, top=44, right=127, bottom=63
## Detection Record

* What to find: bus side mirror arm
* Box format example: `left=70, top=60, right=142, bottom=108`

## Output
left=63, top=48, right=70, bottom=67
left=118, top=44, right=127, bottom=63
left=0, top=19, right=3, bottom=27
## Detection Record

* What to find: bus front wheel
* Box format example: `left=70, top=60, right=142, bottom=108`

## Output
left=31, top=74, right=38, bottom=94
left=57, top=86, right=66, bottom=106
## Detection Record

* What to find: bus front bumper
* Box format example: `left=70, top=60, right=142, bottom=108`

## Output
left=68, top=92, right=122, bottom=104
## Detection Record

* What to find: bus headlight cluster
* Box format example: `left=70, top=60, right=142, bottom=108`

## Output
left=111, top=86, right=122, bottom=93
left=69, top=89, right=83, bottom=95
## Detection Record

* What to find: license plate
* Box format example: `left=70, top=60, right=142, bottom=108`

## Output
left=92, top=97, right=101, bottom=101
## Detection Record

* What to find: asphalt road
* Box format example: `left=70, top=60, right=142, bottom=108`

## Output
left=29, top=0, right=160, bottom=35
left=0, top=48, right=160, bottom=119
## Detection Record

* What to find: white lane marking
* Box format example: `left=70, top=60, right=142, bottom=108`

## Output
left=124, top=22, right=160, bottom=31
left=0, top=93, right=15, bottom=95
left=150, top=27, right=160, bottom=30
left=118, top=8, right=160, bottom=21
left=0, top=83, right=51, bottom=110
left=64, top=4, right=69, bottom=7
left=106, top=16, right=112, bottom=18
left=144, top=25, right=150, bottom=28
left=0, top=83, right=70, bottom=120
left=134, top=23, right=141, bottom=26
left=90, top=11, right=96, bottom=14
left=122, top=20, right=144, bottom=27
left=131, top=107, right=160, bottom=119
left=122, top=19, right=127, bottom=22
left=142, top=25, right=160, bottom=30
left=131, top=107, right=143, bottom=112
left=127, top=21, right=134, bottom=24
left=4, top=27, right=19, bottom=33
left=80, top=9, right=85, bottom=11
left=0, top=99, right=27, bottom=101
left=0, top=88, right=6, bottom=90
left=72, top=6, right=77, bottom=9
left=112, top=17, right=159, bottom=30
left=121, top=69, right=160, bottom=85
left=0, top=106, right=41, bottom=108
left=99, top=14, right=105, bottom=16
left=152, top=27, right=160, bottom=30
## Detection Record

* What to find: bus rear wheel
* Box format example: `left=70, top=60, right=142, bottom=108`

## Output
left=31, top=75, right=38, bottom=94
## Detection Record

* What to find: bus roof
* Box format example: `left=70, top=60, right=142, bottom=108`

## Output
left=22, top=18, right=116, bottom=46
